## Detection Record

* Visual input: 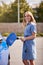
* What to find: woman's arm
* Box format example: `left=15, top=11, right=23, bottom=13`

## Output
left=25, top=32, right=36, bottom=40
left=20, top=32, right=36, bottom=42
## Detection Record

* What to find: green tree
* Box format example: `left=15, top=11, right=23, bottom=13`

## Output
left=10, top=1, right=18, bottom=22
left=10, top=0, right=33, bottom=22
left=0, top=0, right=33, bottom=23
left=0, top=2, right=12, bottom=22
left=35, top=1, right=43, bottom=22
left=19, top=0, right=33, bottom=22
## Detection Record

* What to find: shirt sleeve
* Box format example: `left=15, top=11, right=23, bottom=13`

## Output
left=31, top=24, right=37, bottom=33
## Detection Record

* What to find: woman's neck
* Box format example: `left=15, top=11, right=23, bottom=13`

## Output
left=27, top=21, right=31, bottom=25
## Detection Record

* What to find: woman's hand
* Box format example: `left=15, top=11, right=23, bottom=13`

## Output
left=20, top=32, right=36, bottom=42
left=20, top=37, right=26, bottom=42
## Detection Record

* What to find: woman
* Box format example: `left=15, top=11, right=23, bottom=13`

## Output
left=20, top=11, right=37, bottom=65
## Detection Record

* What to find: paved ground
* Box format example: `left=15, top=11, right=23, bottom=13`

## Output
left=9, top=37, right=43, bottom=65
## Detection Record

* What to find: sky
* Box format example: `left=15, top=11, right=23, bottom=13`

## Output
left=0, top=0, right=43, bottom=6
left=26, top=0, right=42, bottom=8
left=27, top=0, right=41, bottom=4
left=0, top=0, right=15, bottom=5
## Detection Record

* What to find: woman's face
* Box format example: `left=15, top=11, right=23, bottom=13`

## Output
left=24, top=12, right=32, bottom=23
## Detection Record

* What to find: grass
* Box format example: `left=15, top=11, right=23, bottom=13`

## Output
left=2, top=32, right=43, bottom=37
left=36, top=33, right=43, bottom=37
left=2, top=32, right=10, bottom=37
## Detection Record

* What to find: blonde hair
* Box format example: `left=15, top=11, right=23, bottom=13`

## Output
left=23, top=11, right=36, bottom=26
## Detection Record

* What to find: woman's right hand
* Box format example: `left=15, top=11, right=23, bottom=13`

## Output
left=20, top=37, right=26, bottom=42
